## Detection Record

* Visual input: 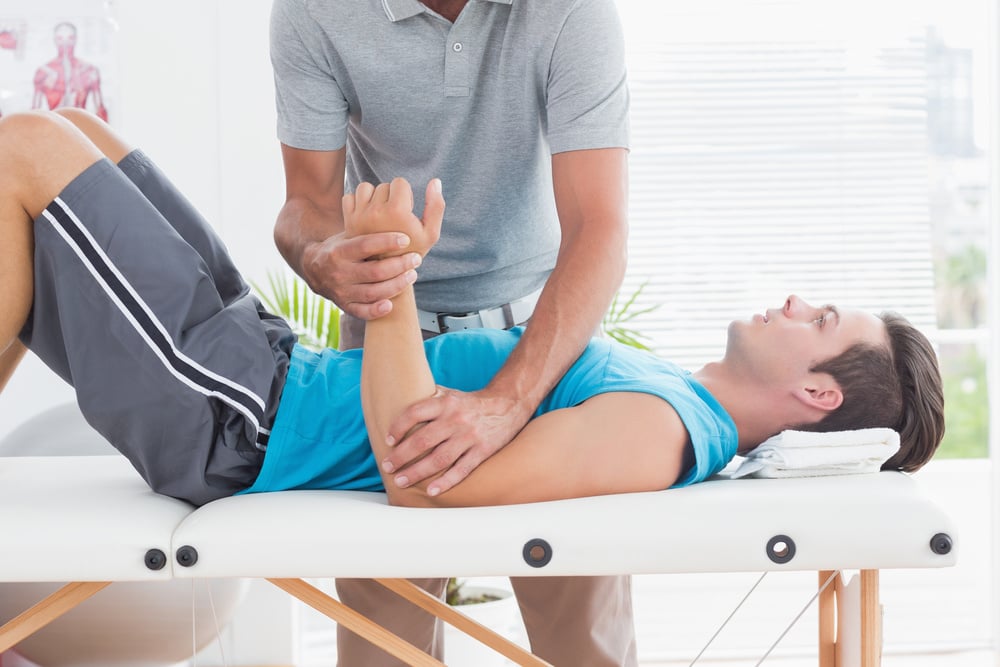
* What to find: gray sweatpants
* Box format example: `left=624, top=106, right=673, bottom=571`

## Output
left=20, top=151, right=295, bottom=506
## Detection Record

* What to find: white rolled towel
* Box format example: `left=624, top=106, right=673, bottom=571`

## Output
left=728, top=428, right=901, bottom=479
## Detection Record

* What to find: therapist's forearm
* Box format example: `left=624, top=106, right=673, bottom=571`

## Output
left=487, top=223, right=627, bottom=418
left=274, top=197, right=344, bottom=282
left=274, top=144, right=347, bottom=290
left=485, top=148, right=629, bottom=419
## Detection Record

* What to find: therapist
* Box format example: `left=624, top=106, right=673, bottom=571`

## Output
left=269, top=0, right=632, bottom=664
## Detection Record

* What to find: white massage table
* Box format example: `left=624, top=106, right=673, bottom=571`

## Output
left=0, top=454, right=956, bottom=666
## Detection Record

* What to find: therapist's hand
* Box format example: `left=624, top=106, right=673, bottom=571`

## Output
left=301, top=231, right=420, bottom=321
left=381, top=386, right=533, bottom=496
left=306, top=177, right=442, bottom=321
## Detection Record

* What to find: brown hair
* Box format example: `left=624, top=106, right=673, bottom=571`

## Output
left=795, top=311, right=945, bottom=472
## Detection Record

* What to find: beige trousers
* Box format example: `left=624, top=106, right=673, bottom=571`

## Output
left=336, top=313, right=638, bottom=667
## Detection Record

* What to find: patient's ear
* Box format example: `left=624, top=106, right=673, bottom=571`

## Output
left=796, top=374, right=843, bottom=412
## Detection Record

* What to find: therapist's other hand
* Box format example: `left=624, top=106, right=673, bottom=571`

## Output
left=381, top=386, right=532, bottom=496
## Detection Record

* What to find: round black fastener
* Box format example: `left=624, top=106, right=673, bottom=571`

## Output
left=176, top=545, right=199, bottom=567
left=144, top=548, right=167, bottom=571
left=766, top=534, right=796, bottom=564
left=930, top=533, right=953, bottom=555
left=522, top=538, right=553, bottom=568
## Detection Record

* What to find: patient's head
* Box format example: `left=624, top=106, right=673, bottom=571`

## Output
left=793, top=311, right=944, bottom=472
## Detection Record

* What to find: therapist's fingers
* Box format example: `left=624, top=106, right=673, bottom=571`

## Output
left=423, top=449, right=486, bottom=497
left=388, top=435, right=465, bottom=491
left=384, top=391, right=448, bottom=450
left=382, top=387, right=518, bottom=494
left=387, top=424, right=499, bottom=496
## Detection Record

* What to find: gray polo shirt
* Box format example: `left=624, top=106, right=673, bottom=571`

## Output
left=271, top=0, right=630, bottom=313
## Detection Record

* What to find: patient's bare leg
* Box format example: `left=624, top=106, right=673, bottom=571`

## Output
left=0, top=342, right=27, bottom=394
left=0, top=111, right=104, bottom=359
left=52, top=108, right=133, bottom=164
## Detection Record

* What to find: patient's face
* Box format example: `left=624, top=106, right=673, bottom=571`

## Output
left=726, top=294, right=886, bottom=385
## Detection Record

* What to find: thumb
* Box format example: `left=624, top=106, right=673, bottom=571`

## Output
left=422, top=179, right=445, bottom=237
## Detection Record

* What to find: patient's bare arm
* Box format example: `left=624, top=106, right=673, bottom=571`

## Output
left=353, top=178, right=690, bottom=508
left=351, top=178, right=444, bottom=500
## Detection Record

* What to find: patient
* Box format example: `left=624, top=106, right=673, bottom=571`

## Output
left=0, top=110, right=945, bottom=509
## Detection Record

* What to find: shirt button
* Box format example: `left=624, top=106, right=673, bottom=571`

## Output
left=452, top=42, right=463, bottom=52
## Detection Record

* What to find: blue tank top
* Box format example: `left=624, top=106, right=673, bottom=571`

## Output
left=241, top=328, right=737, bottom=495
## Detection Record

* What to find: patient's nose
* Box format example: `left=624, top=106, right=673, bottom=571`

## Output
left=784, top=295, right=814, bottom=318
left=783, top=295, right=797, bottom=315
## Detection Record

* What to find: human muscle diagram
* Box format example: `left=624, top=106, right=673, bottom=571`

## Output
left=0, top=2, right=116, bottom=121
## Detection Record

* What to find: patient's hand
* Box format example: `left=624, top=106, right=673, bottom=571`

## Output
left=343, top=178, right=444, bottom=258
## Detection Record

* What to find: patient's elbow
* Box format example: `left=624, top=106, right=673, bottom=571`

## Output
left=385, top=484, right=441, bottom=509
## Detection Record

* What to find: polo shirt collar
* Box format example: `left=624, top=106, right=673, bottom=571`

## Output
left=381, top=0, right=513, bottom=23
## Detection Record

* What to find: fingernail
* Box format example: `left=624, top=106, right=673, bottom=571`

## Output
left=428, top=486, right=440, bottom=496
left=432, top=179, right=442, bottom=193
left=412, top=253, right=422, bottom=268
left=397, top=234, right=409, bottom=247
left=395, top=475, right=409, bottom=487
left=405, top=270, right=418, bottom=284
left=386, top=435, right=396, bottom=446
left=382, top=460, right=395, bottom=473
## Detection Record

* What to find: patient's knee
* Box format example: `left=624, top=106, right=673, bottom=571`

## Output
left=0, top=111, right=86, bottom=165
left=0, top=111, right=105, bottom=218
left=0, top=110, right=63, bottom=143
left=52, top=107, right=98, bottom=125
left=52, top=107, right=129, bottom=162
left=7, top=108, right=107, bottom=140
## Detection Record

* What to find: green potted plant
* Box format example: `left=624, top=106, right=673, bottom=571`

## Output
left=601, top=280, right=659, bottom=351
left=252, top=270, right=340, bottom=352
left=443, top=577, right=519, bottom=666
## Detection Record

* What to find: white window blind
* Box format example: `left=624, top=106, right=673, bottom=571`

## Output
left=616, top=1, right=938, bottom=370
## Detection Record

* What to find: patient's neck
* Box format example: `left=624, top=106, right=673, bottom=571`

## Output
left=693, top=363, right=789, bottom=454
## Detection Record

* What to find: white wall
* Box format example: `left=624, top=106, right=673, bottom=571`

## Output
left=1, top=3, right=300, bottom=662
left=0, top=0, right=286, bottom=440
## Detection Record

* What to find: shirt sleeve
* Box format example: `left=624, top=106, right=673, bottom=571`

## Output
left=545, top=0, right=631, bottom=154
left=269, top=0, right=349, bottom=150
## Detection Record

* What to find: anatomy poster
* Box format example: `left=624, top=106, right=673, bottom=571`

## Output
left=0, top=0, right=118, bottom=121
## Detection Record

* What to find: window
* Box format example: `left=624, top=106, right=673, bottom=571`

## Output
left=616, top=0, right=990, bottom=461
left=615, top=0, right=993, bottom=661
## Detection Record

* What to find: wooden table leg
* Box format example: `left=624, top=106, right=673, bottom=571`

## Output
left=267, top=578, right=445, bottom=667
left=860, top=570, right=882, bottom=667
left=833, top=570, right=882, bottom=667
left=0, top=581, right=111, bottom=652
left=376, top=578, right=553, bottom=667
left=819, top=570, right=838, bottom=667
